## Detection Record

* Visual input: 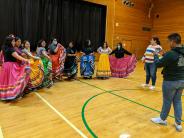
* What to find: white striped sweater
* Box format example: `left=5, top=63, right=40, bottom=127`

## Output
left=142, top=45, right=162, bottom=63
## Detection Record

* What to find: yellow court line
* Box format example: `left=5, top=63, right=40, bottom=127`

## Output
left=0, top=126, right=4, bottom=138
left=35, top=92, right=88, bottom=138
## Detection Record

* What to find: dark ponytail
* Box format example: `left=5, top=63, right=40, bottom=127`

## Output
left=153, top=37, right=161, bottom=45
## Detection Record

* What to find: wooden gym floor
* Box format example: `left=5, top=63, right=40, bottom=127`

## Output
left=0, top=62, right=184, bottom=138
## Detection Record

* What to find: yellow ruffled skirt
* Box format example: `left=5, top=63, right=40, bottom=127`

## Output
left=96, top=53, right=111, bottom=78
left=28, top=59, right=44, bottom=89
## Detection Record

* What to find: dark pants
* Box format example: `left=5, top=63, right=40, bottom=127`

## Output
left=160, top=80, right=184, bottom=125
left=145, top=63, right=157, bottom=86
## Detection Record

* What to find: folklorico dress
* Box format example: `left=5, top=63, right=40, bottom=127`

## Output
left=64, top=47, right=77, bottom=79
left=22, top=48, right=44, bottom=89
left=0, top=46, right=30, bottom=100
left=96, top=47, right=112, bottom=78
left=49, top=43, right=66, bottom=80
left=109, top=47, right=137, bottom=78
left=36, top=47, right=53, bottom=88
left=80, top=47, right=95, bottom=78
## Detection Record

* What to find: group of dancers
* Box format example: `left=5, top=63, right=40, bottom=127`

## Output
left=1, top=32, right=183, bottom=132
left=0, top=34, right=136, bottom=101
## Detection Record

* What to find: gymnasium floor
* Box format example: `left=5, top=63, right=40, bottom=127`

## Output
left=0, top=62, right=184, bottom=138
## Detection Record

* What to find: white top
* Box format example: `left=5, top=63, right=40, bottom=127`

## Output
left=97, top=47, right=112, bottom=54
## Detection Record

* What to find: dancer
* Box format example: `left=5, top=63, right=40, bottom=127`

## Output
left=64, top=41, right=78, bottom=80
left=0, top=36, right=30, bottom=101
left=109, top=42, right=136, bottom=78
left=80, top=40, right=95, bottom=79
left=142, top=37, right=163, bottom=90
left=21, top=40, right=44, bottom=90
left=48, top=38, right=66, bottom=81
left=96, top=42, right=112, bottom=79
left=37, top=40, right=53, bottom=88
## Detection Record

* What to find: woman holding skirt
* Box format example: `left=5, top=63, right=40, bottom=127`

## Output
left=21, top=40, right=44, bottom=90
left=48, top=38, right=66, bottom=81
left=96, top=42, right=112, bottom=79
left=64, top=42, right=77, bottom=80
left=37, top=40, right=53, bottom=88
left=109, top=42, right=137, bottom=78
left=0, top=36, right=30, bottom=101
left=80, top=40, right=95, bottom=79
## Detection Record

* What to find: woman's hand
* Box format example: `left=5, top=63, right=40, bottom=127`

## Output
left=141, top=57, right=145, bottom=63
left=159, top=50, right=165, bottom=55
left=90, top=53, right=94, bottom=56
left=153, top=52, right=157, bottom=55
left=81, top=52, right=85, bottom=56
left=47, top=56, right=51, bottom=61
left=24, top=59, right=30, bottom=64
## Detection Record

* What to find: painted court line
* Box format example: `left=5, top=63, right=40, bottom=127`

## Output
left=79, top=79, right=184, bottom=137
left=0, top=126, right=4, bottom=138
left=35, top=92, right=88, bottom=138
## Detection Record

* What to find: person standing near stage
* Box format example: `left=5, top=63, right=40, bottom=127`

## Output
left=96, top=42, right=112, bottom=79
left=80, top=40, right=95, bottom=79
left=64, top=41, right=78, bottom=80
left=151, top=33, right=184, bottom=132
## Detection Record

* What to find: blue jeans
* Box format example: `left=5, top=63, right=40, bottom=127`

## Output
left=145, top=63, right=157, bottom=86
left=160, top=80, right=184, bottom=125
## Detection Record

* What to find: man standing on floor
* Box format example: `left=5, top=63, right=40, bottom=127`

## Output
left=151, top=33, right=184, bottom=132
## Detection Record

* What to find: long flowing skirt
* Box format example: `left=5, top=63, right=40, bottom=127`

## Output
left=41, top=58, right=53, bottom=88
left=27, top=59, right=44, bottom=89
left=50, top=47, right=66, bottom=79
left=0, top=62, right=30, bottom=100
left=80, top=55, right=95, bottom=78
left=64, top=57, right=77, bottom=79
left=96, top=54, right=111, bottom=78
left=109, top=55, right=137, bottom=78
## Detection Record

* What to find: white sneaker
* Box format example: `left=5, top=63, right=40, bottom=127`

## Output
left=175, top=123, right=183, bottom=132
left=141, top=84, right=149, bottom=87
left=149, top=86, right=155, bottom=90
left=151, top=117, right=167, bottom=125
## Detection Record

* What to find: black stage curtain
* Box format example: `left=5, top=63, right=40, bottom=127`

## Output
left=0, top=0, right=106, bottom=51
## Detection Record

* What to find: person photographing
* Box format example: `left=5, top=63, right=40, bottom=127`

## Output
left=151, top=33, right=184, bottom=132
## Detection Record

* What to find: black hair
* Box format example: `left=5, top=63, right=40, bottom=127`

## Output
left=152, top=37, right=161, bottom=45
left=37, top=39, right=45, bottom=47
left=51, top=37, right=57, bottom=42
left=15, top=37, right=21, bottom=42
left=84, top=39, right=91, bottom=48
left=118, top=42, right=123, bottom=47
left=4, top=36, right=15, bottom=48
left=69, top=41, right=74, bottom=46
left=2, top=36, right=15, bottom=51
left=103, top=42, right=108, bottom=48
left=168, top=33, right=181, bottom=44
left=22, top=40, right=30, bottom=48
